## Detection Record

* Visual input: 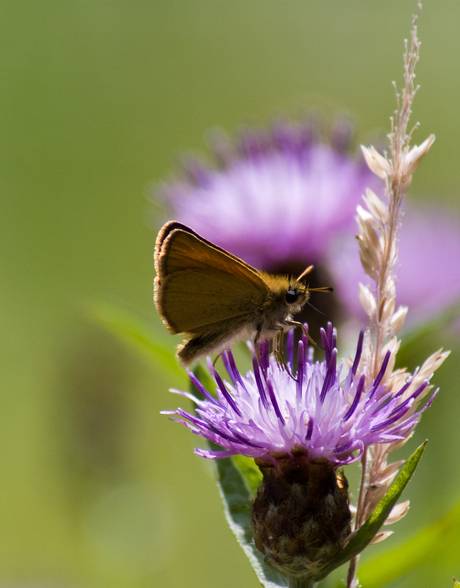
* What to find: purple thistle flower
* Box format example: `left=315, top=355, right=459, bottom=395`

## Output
left=163, top=325, right=435, bottom=466
left=158, top=119, right=460, bottom=327
left=159, top=119, right=377, bottom=270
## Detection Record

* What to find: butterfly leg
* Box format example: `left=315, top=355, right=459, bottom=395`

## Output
left=273, top=329, right=286, bottom=369
left=275, top=327, right=302, bottom=381
left=285, top=320, right=323, bottom=350
left=212, top=349, right=226, bottom=367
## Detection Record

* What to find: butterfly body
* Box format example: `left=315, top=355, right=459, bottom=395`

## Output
left=154, top=221, right=321, bottom=365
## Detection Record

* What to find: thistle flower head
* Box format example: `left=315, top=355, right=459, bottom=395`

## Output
left=163, top=324, right=436, bottom=466
left=159, top=119, right=380, bottom=270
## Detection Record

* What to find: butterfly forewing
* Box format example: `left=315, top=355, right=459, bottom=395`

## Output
left=155, top=222, right=269, bottom=334
left=158, top=269, right=266, bottom=333
left=155, top=222, right=264, bottom=283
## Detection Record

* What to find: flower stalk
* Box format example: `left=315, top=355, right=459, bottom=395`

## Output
left=349, top=5, right=448, bottom=586
left=288, top=578, right=318, bottom=588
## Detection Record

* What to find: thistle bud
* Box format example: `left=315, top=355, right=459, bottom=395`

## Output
left=252, top=449, right=351, bottom=579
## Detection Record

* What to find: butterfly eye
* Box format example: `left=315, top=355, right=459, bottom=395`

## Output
left=286, top=288, right=299, bottom=304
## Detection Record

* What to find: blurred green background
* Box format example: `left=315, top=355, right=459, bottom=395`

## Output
left=1, top=1, right=459, bottom=587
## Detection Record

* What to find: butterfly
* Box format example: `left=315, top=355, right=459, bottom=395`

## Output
left=154, top=221, right=331, bottom=364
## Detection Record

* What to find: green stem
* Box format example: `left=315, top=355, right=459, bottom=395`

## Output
left=287, top=577, right=318, bottom=588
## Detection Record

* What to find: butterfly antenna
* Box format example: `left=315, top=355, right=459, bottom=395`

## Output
left=309, top=285, right=334, bottom=293
left=296, top=265, right=314, bottom=282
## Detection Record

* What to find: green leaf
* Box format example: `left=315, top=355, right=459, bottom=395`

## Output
left=213, top=449, right=288, bottom=588
left=87, top=298, right=184, bottom=382
left=232, top=454, right=263, bottom=498
left=316, top=441, right=427, bottom=581
left=357, top=496, right=460, bottom=587
left=190, top=369, right=285, bottom=587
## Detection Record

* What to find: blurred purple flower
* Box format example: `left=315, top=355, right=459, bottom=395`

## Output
left=330, top=209, right=460, bottom=325
left=163, top=325, right=435, bottom=466
left=160, top=119, right=377, bottom=270
left=158, top=119, right=460, bottom=327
